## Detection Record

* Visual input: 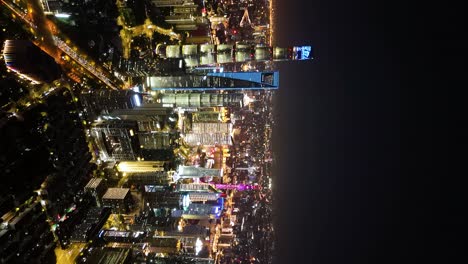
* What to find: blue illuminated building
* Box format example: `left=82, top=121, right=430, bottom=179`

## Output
left=145, top=71, right=279, bottom=91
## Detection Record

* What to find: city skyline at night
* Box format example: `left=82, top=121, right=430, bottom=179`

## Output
left=1, top=1, right=312, bottom=263
left=2, top=0, right=457, bottom=263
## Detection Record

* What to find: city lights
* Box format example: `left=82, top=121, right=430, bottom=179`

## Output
left=0, top=0, right=290, bottom=262
left=54, top=13, right=70, bottom=19
left=195, top=237, right=203, bottom=255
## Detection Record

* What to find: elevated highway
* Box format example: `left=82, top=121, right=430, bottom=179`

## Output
left=1, top=0, right=122, bottom=90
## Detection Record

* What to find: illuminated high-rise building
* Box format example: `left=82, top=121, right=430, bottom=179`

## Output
left=159, top=93, right=244, bottom=108
left=102, top=188, right=132, bottom=213
left=183, top=133, right=232, bottom=146
left=138, top=132, right=172, bottom=150
left=91, top=120, right=141, bottom=162
left=159, top=43, right=313, bottom=67
left=176, top=165, right=222, bottom=178
left=192, top=111, right=222, bottom=122
left=80, top=90, right=143, bottom=121
left=107, top=104, right=176, bottom=133
left=115, top=161, right=170, bottom=185
left=84, top=178, right=107, bottom=207
left=183, top=122, right=233, bottom=146
left=190, top=122, right=232, bottom=133
left=146, top=71, right=279, bottom=91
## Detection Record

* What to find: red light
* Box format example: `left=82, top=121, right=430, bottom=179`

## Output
left=233, top=30, right=237, bottom=34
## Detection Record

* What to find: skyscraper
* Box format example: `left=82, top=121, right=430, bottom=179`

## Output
left=192, top=111, right=222, bottom=122
left=80, top=90, right=143, bottom=121
left=107, top=104, right=177, bottom=132
left=159, top=93, right=244, bottom=108
left=176, top=165, right=222, bottom=178
left=145, top=71, right=279, bottom=91
left=91, top=120, right=141, bottom=162
left=183, top=122, right=233, bottom=146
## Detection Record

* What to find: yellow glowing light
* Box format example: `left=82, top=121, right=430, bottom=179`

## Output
left=117, top=162, right=128, bottom=172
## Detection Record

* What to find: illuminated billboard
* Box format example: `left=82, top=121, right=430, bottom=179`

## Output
left=293, top=46, right=313, bottom=60
left=214, top=183, right=259, bottom=191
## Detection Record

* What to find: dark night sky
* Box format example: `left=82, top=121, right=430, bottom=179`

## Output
left=273, top=0, right=464, bottom=263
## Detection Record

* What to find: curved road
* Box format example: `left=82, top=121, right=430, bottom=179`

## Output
left=1, top=0, right=121, bottom=90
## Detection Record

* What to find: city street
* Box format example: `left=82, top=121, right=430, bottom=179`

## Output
left=55, top=242, right=86, bottom=264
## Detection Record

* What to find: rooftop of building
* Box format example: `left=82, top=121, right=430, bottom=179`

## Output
left=102, top=188, right=130, bottom=200
left=85, top=178, right=103, bottom=189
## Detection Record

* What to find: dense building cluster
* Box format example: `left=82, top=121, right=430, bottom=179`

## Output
left=0, top=0, right=311, bottom=263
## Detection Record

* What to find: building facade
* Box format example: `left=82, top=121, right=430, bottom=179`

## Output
left=91, top=120, right=141, bottom=162
left=80, top=90, right=143, bottom=121
left=146, top=71, right=279, bottom=91
left=160, top=93, right=244, bottom=108
left=102, top=188, right=132, bottom=213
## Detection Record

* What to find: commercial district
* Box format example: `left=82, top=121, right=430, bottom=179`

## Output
left=0, top=0, right=311, bottom=263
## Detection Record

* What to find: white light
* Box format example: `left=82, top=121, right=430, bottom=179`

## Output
left=55, top=13, right=70, bottom=18
left=182, top=195, right=191, bottom=209
left=195, top=237, right=203, bottom=255
left=133, top=94, right=141, bottom=107
left=179, top=60, right=183, bottom=68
